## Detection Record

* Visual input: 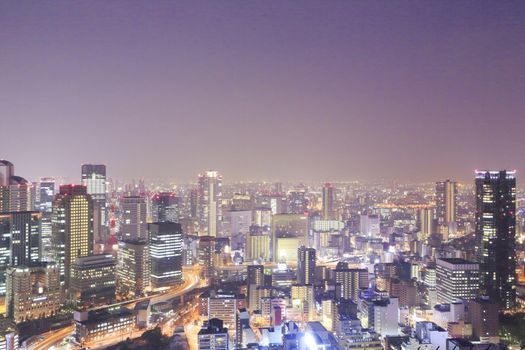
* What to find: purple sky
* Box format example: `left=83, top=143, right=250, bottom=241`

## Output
left=1, top=1, right=525, bottom=183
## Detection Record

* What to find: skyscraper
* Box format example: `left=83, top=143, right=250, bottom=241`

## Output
left=148, top=222, right=183, bottom=288
left=297, top=246, right=316, bottom=285
left=333, top=267, right=368, bottom=302
left=0, top=160, right=34, bottom=213
left=0, top=211, right=41, bottom=295
left=0, top=211, right=41, bottom=265
left=81, top=164, right=107, bottom=241
left=39, top=177, right=55, bottom=261
left=198, top=236, right=216, bottom=284
left=120, top=196, right=147, bottom=239
left=246, top=265, right=264, bottom=311
left=322, top=183, right=335, bottom=220
left=197, top=171, right=222, bottom=237
left=418, top=208, right=434, bottom=243
left=475, top=170, right=516, bottom=309
left=435, top=180, right=457, bottom=240
left=117, top=238, right=150, bottom=296
left=152, top=192, right=180, bottom=223
left=51, top=184, right=94, bottom=288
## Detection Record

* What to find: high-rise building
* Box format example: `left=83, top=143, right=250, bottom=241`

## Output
left=6, top=263, right=61, bottom=323
left=69, top=254, right=116, bottom=308
left=198, top=318, right=229, bottom=350
left=197, top=171, right=222, bottom=237
left=51, top=185, right=94, bottom=288
left=152, top=192, right=180, bottom=223
left=418, top=208, right=434, bottom=243
left=0, top=160, right=34, bottom=213
left=436, top=258, right=479, bottom=304
left=117, top=238, right=150, bottom=296
left=120, top=196, right=147, bottom=239
left=0, top=160, right=14, bottom=187
left=247, top=265, right=264, bottom=311
left=39, top=178, right=55, bottom=261
left=297, top=246, right=316, bottom=285
left=0, top=211, right=41, bottom=266
left=435, top=180, right=457, bottom=240
left=81, top=164, right=107, bottom=241
left=198, top=236, right=216, bottom=284
left=291, top=284, right=315, bottom=321
left=333, top=267, right=368, bottom=302
left=322, top=183, right=335, bottom=220
left=475, top=170, right=516, bottom=309
left=148, top=222, right=183, bottom=288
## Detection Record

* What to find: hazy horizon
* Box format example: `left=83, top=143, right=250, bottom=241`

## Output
left=2, top=1, right=525, bottom=183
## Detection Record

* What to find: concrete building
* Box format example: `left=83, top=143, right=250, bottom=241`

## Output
left=119, top=196, right=147, bottom=239
left=69, top=254, right=116, bottom=308
left=51, top=184, right=94, bottom=288
left=6, top=263, right=60, bottom=323
left=117, top=238, right=150, bottom=296
left=436, top=258, right=479, bottom=304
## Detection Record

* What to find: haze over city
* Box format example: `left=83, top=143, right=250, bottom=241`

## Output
left=2, top=1, right=525, bottom=183
left=2, top=2, right=525, bottom=350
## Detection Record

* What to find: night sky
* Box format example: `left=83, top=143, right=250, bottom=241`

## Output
left=1, top=1, right=525, bottom=183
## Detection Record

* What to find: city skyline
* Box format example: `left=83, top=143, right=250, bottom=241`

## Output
left=2, top=1, right=525, bottom=183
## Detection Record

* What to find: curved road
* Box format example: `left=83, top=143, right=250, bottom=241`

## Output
left=31, top=266, right=202, bottom=350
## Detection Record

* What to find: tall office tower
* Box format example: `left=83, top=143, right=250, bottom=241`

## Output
left=469, top=297, right=500, bottom=343
left=288, top=189, right=308, bottom=214
left=436, top=258, right=479, bottom=304
left=198, top=318, right=229, bottom=350
left=51, top=185, right=94, bottom=288
left=148, top=222, right=183, bottom=288
left=152, top=192, right=180, bottom=223
left=0, top=161, right=34, bottom=213
left=333, top=267, right=368, bottom=302
left=418, top=208, right=434, bottom=243
left=247, top=265, right=264, bottom=311
left=0, top=319, right=18, bottom=350
left=197, top=171, right=222, bottom=237
left=120, top=196, right=147, bottom=239
left=271, top=214, right=309, bottom=262
left=39, top=178, right=55, bottom=261
left=297, top=246, right=316, bottom=285
left=6, top=263, right=61, bottom=323
left=245, top=226, right=270, bottom=262
left=69, top=254, right=116, bottom=308
left=0, top=211, right=41, bottom=265
left=81, top=164, right=107, bottom=241
left=198, top=236, right=216, bottom=284
left=117, top=238, right=150, bottom=296
left=436, top=180, right=457, bottom=241
left=322, top=183, right=335, bottom=220
left=475, top=170, right=517, bottom=309
left=0, top=160, right=14, bottom=186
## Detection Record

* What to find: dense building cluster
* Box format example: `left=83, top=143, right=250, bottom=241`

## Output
left=0, top=160, right=523, bottom=350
